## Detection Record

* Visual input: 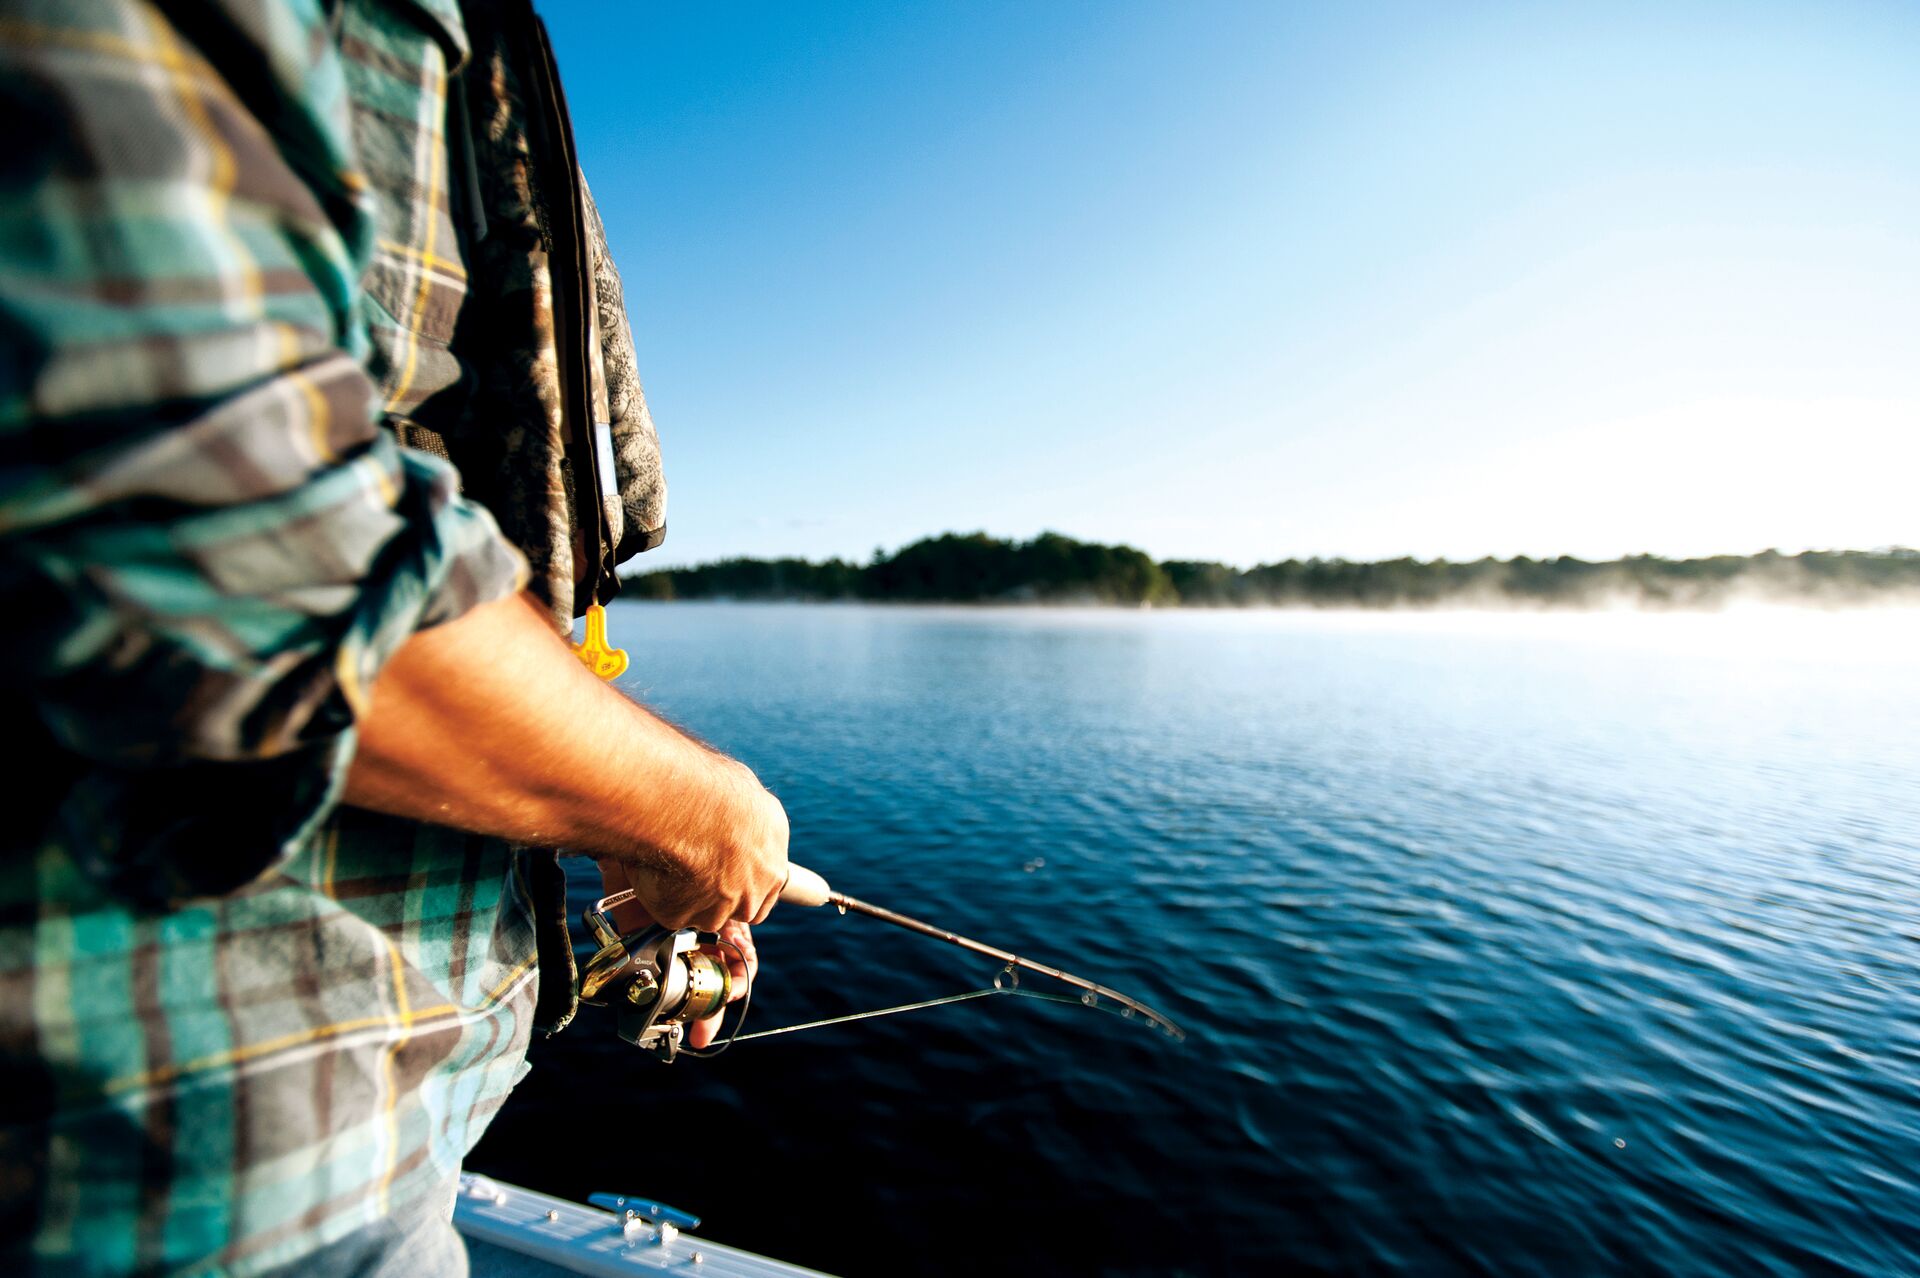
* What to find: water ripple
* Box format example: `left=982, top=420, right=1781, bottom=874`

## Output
left=469, top=605, right=1920, bottom=1277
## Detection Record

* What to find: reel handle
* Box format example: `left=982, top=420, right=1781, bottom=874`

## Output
left=779, top=864, right=833, bottom=908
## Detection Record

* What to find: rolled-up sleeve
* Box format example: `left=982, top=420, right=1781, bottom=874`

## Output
left=0, top=2, right=525, bottom=893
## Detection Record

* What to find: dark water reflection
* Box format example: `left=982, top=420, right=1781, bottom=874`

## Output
left=469, top=604, right=1920, bottom=1276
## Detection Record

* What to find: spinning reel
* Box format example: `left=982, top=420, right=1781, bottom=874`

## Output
left=576, top=891, right=743, bottom=1062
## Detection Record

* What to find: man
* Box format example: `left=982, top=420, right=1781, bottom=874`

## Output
left=0, top=1, right=786, bottom=1273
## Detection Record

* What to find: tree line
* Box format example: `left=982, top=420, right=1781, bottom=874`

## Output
left=626, top=533, right=1920, bottom=609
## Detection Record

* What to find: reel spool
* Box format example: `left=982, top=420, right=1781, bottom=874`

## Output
left=577, top=894, right=733, bottom=1062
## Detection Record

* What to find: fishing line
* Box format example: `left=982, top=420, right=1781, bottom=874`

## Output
left=724, top=976, right=1134, bottom=1044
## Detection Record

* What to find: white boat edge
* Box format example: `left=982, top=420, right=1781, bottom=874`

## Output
left=454, top=1173, right=838, bottom=1278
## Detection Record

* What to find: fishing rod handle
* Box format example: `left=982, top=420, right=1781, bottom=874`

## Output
left=779, top=863, right=833, bottom=908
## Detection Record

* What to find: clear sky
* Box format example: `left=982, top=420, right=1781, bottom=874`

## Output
left=541, top=0, right=1920, bottom=569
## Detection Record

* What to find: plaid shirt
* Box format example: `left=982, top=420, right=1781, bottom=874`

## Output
left=0, top=1, right=581, bottom=1271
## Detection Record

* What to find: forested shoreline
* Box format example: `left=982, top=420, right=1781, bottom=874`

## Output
left=626, top=532, right=1920, bottom=609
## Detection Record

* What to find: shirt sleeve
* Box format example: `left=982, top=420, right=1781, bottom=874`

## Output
left=0, top=2, right=526, bottom=895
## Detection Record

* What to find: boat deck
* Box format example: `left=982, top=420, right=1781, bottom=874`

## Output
left=453, top=1174, right=833, bottom=1278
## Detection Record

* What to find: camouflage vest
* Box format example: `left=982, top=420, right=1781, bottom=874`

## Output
left=359, top=0, right=665, bottom=631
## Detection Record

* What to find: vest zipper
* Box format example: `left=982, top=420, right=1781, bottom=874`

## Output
left=525, top=7, right=616, bottom=616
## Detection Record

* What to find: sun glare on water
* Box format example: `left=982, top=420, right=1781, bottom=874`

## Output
left=1170, top=602, right=1920, bottom=665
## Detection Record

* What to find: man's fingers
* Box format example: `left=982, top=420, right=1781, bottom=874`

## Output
left=721, top=920, right=757, bottom=965
left=702, top=923, right=755, bottom=1007
left=595, top=860, right=657, bottom=934
left=722, top=922, right=756, bottom=1000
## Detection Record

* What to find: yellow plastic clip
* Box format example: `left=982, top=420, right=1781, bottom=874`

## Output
left=572, top=603, right=629, bottom=681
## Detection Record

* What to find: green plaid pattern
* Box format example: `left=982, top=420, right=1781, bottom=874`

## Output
left=0, top=816, right=541, bottom=1275
left=0, top=1, right=550, bottom=1271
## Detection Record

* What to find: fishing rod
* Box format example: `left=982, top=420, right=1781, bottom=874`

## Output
left=576, top=864, right=1186, bottom=1061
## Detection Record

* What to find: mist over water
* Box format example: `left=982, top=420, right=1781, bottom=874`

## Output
left=470, top=603, right=1920, bottom=1276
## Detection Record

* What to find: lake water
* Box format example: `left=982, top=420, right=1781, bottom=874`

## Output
left=468, top=602, right=1920, bottom=1276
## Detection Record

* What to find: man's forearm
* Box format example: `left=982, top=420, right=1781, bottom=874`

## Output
left=343, top=591, right=788, bottom=929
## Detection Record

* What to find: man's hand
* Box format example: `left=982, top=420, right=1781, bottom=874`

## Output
left=344, top=591, right=789, bottom=928
left=613, top=760, right=791, bottom=931
left=597, top=860, right=758, bottom=1049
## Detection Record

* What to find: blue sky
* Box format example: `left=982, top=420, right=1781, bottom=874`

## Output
left=542, top=1, right=1920, bottom=569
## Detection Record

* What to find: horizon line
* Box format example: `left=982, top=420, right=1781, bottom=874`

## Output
left=624, top=535, right=1920, bottom=578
